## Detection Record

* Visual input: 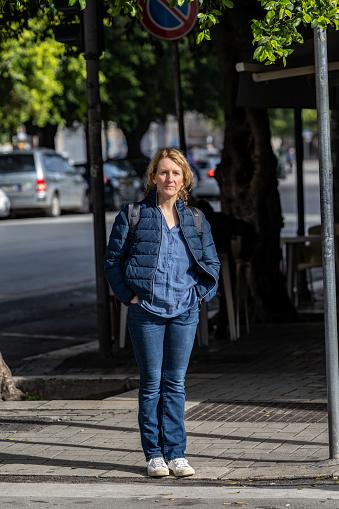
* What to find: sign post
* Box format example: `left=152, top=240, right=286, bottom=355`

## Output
left=314, top=26, right=339, bottom=460
left=170, top=40, right=186, bottom=153
left=140, top=0, right=198, bottom=152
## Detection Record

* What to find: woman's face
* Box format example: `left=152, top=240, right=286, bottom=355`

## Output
left=152, top=157, right=184, bottom=202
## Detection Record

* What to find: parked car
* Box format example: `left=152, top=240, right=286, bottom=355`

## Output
left=0, top=188, right=10, bottom=218
left=111, top=157, right=150, bottom=179
left=0, top=149, right=90, bottom=217
left=77, top=159, right=145, bottom=211
left=191, top=156, right=221, bottom=199
left=103, top=159, right=145, bottom=210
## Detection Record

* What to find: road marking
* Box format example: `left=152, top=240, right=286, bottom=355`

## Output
left=0, top=211, right=118, bottom=226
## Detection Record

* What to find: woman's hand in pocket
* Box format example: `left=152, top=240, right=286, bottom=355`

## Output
left=130, top=295, right=139, bottom=304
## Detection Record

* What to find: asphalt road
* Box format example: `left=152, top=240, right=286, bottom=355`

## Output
left=1, top=482, right=339, bottom=508
left=0, top=212, right=118, bottom=301
left=0, top=212, right=117, bottom=367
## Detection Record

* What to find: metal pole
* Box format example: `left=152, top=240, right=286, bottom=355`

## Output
left=294, top=108, right=305, bottom=237
left=83, top=0, right=112, bottom=356
left=314, top=26, right=339, bottom=459
left=170, top=40, right=186, bottom=153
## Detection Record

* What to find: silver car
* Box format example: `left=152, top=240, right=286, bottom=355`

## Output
left=0, top=188, right=10, bottom=218
left=0, top=149, right=90, bottom=217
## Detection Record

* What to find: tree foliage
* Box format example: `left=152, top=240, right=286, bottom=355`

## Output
left=100, top=16, right=174, bottom=134
left=2, top=1, right=338, bottom=68
left=99, top=17, right=223, bottom=156
left=0, top=17, right=88, bottom=140
left=0, top=20, right=63, bottom=138
left=0, top=6, right=223, bottom=146
left=252, top=0, right=339, bottom=65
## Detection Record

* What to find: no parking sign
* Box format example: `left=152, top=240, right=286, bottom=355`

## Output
left=140, top=0, right=199, bottom=40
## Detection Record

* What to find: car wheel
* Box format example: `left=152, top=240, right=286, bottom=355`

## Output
left=79, top=192, right=90, bottom=214
left=111, top=191, right=122, bottom=211
left=46, top=194, right=61, bottom=217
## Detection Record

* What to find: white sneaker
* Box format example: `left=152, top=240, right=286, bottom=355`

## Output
left=147, top=457, right=169, bottom=477
left=168, top=458, right=195, bottom=477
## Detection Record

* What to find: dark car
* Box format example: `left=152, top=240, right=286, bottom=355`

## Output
left=103, top=159, right=144, bottom=210
left=114, top=157, right=150, bottom=180
left=77, top=159, right=145, bottom=211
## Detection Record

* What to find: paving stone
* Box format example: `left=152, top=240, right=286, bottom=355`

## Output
left=0, top=320, right=337, bottom=483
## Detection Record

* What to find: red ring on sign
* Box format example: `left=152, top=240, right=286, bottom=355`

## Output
left=139, top=0, right=198, bottom=40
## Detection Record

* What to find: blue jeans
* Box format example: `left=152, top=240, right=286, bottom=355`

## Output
left=127, top=302, right=199, bottom=462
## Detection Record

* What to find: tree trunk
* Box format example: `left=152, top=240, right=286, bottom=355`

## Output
left=211, top=4, right=298, bottom=322
left=0, top=352, right=24, bottom=401
left=123, top=118, right=151, bottom=159
left=37, top=124, right=58, bottom=149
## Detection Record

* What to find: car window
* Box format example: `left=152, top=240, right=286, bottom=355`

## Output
left=104, top=163, right=127, bottom=178
left=60, top=158, right=75, bottom=173
left=0, top=154, right=35, bottom=174
left=43, top=154, right=74, bottom=174
left=43, top=155, right=63, bottom=173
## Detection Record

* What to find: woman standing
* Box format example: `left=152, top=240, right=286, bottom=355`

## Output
left=104, top=148, right=220, bottom=477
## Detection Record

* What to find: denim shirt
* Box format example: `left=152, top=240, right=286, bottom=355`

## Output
left=139, top=214, right=198, bottom=318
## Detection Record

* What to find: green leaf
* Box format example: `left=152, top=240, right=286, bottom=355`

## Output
left=265, top=1, right=276, bottom=10
left=196, top=32, right=205, bottom=44
left=224, top=0, right=234, bottom=8
left=253, top=45, right=265, bottom=58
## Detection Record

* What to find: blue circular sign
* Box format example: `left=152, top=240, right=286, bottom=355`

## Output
left=140, top=0, right=198, bottom=40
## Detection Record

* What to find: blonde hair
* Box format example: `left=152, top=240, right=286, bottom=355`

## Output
left=145, top=148, right=194, bottom=205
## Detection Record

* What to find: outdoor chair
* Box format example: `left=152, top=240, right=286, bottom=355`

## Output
left=293, top=223, right=339, bottom=305
left=231, top=236, right=250, bottom=338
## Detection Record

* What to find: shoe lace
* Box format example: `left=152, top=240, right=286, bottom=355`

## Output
left=151, top=457, right=166, bottom=468
left=173, top=458, right=189, bottom=468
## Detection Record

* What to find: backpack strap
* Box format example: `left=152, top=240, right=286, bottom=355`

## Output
left=187, top=205, right=203, bottom=239
left=127, top=202, right=141, bottom=243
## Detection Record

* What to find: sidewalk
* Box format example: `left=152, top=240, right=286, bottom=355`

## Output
left=2, top=306, right=339, bottom=482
